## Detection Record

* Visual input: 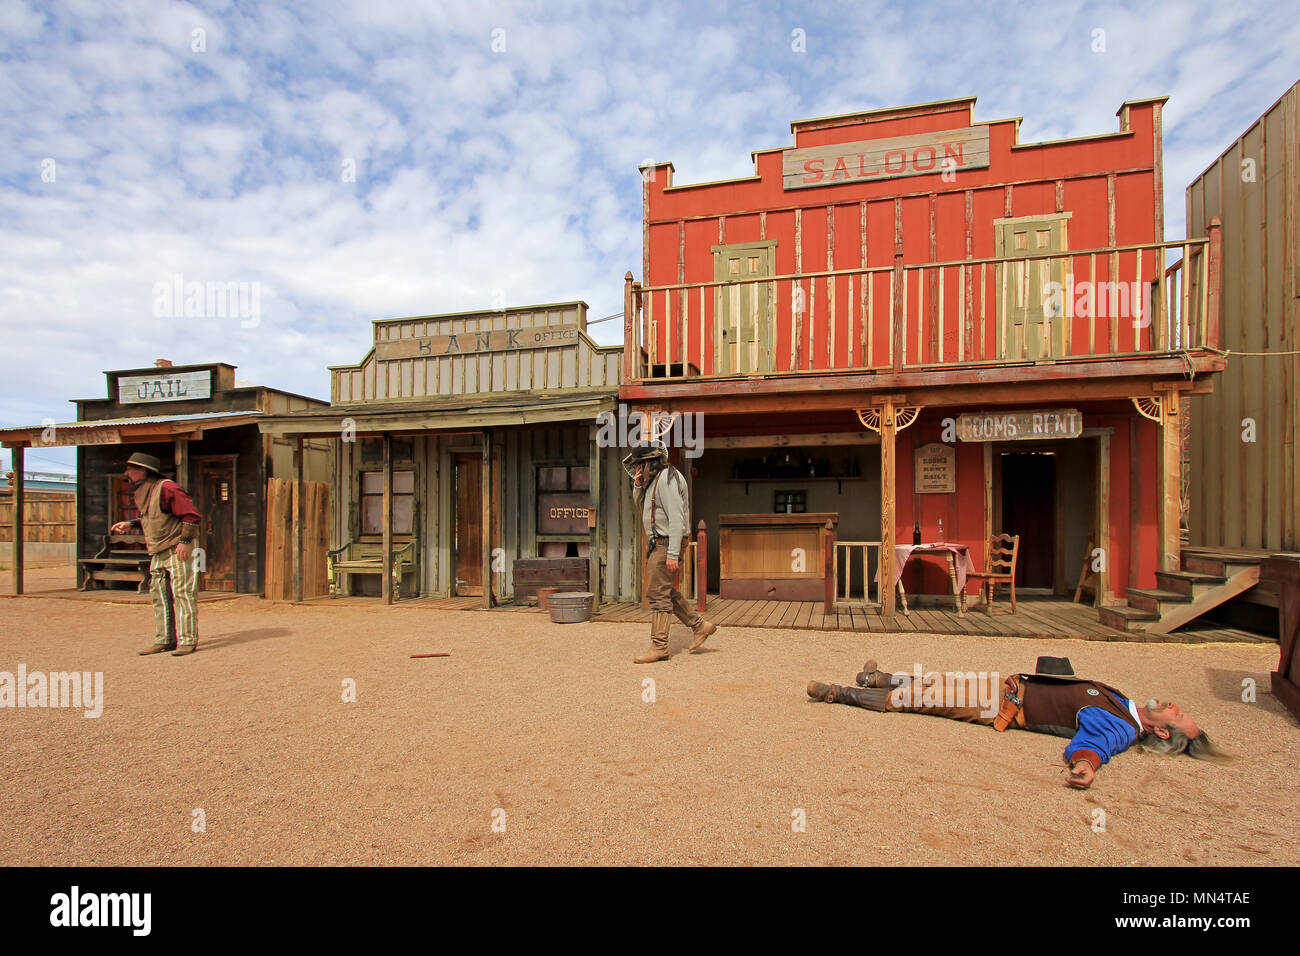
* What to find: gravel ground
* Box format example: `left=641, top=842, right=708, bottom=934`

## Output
left=1, top=592, right=1296, bottom=866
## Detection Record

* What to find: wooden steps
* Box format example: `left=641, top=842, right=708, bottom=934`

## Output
left=1098, top=549, right=1264, bottom=635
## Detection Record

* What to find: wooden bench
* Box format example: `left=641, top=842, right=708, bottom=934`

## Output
left=328, top=538, right=418, bottom=599
left=79, top=533, right=151, bottom=592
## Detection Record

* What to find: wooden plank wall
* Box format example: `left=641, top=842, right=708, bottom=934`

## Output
left=332, top=304, right=623, bottom=403
left=0, top=496, right=75, bottom=542
left=1187, top=81, right=1298, bottom=551
left=331, top=426, right=639, bottom=602
left=264, top=477, right=330, bottom=600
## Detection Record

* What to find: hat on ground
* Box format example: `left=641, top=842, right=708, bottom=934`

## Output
left=124, top=452, right=165, bottom=475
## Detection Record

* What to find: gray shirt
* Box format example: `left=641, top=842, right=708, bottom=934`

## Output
left=639, top=466, right=688, bottom=559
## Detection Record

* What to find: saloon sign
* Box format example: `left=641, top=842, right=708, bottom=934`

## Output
left=783, top=127, right=990, bottom=190
left=956, top=409, right=1082, bottom=442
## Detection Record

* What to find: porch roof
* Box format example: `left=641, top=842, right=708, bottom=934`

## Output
left=0, top=410, right=264, bottom=448
left=255, top=389, right=618, bottom=438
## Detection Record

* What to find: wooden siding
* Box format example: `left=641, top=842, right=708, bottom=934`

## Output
left=331, top=303, right=623, bottom=403
left=1187, top=80, right=1299, bottom=551
left=333, top=425, right=639, bottom=602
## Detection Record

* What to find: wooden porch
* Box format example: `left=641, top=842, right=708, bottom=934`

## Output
left=296, top=591, right=1273, bottom=643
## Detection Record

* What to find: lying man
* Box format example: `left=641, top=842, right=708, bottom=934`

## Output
left=807, top=660, right=1218, bottom=789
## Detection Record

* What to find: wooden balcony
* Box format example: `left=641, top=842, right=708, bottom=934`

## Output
left=622, top=223, right=1222, bottom=387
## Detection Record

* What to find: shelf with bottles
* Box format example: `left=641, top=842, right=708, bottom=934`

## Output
left=726, top=450, right=863, bottom=493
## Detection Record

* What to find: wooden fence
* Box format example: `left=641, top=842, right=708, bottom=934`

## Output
left=264, top=478, right=330, bottom=601
left=0, top=494, right=75, bottom=542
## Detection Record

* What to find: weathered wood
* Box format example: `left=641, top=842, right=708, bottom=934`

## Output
left=9, top=446, right=23, bottom=594
left=880, top=399, right=897, bottom=619
left=381, top=434, right=392, bottom=605
left=1097, top=431, right=1111, bottom=604
left=696, top=520, right=707, bottom=614
left=783, top=126, right=991, bottom=190
left=481, top=431, right=491, bottom=609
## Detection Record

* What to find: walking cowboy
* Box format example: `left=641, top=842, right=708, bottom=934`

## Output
left=110, top=452, right=203, bottom=656
left=624, top=441, right=718, bottom=663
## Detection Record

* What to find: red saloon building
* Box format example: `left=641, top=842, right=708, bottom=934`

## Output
left=620, top=95, right=1225, bottom=630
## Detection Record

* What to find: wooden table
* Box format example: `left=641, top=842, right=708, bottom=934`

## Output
left=890, top=544, right=975, bottom=616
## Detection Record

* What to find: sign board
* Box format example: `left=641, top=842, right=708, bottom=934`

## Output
left=914, top=442, right=956, bottom=493
left=783, top=127, right=990, bottom=190
left=376, top=325, right=580, bottom=361
left=37, top=427, right=122, bottom=446
left=956, top=409, right=1083, bottom=442
left=118, top=370, right=212, bottom=404
left=537, top=492, right=591, bottom=535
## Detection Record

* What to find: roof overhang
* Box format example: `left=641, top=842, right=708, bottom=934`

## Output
left=257, top=394, right=618, bottom=438
left=0, top=411, right=264, bottom=448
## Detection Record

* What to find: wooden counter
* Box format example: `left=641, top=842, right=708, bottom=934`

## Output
left=719, top=512, right=837, bottom=601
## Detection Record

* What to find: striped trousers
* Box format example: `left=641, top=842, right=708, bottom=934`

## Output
left=149, top=547, right=199, bottom=646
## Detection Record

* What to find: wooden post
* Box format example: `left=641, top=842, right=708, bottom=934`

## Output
left=381, top=433, right=392, bottom=605
left=588, top=425, right=601, bottom=605
left=481, top=430, right=492, bottom=609
left=879, top=400, right=897, bottom=620
left=173, top=438, right=190, bottom=491
left=293, top=437, right=304, bottom=604
left=1156, top=386, right=1184, bottom=572
left=10, top=446, right=23, bottom=595
left=983, top=443, right=993, bottom=567
left=695, top=519, right=707, bottom=614
left=1206, top=217, right=1223, bottom=349
left=823, top=518, right=836, bottom=614
left=1097, top=431, right=1111, bottom=605
left=623, top=271, right=637, bottom=383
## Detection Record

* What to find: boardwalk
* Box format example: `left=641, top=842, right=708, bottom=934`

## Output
left=304, top=592, right=1274, bottom=644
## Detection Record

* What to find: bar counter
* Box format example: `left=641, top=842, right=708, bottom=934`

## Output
left=718, top=512, right=838, bottom=601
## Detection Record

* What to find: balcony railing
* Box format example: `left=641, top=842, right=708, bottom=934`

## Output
left=623, top=225, right=1221, bottom=383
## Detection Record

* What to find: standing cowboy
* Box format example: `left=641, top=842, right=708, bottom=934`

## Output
left=624, top=441, right=718, bottom=663
left=109, top=452, right=203, bottom=656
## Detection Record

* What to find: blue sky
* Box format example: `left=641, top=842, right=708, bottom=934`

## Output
left=2, top=0, right=1297, bottom=475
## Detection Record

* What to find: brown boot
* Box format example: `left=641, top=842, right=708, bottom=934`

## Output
left=634, top=613, right=672, bottom=663
left=855, top=659, right=896, bottom=688
left=688, top=618, right=717, bottom=652
left=807, top=681, right=833, bottom=701
left=171, top=643, right=198, bottom=656
left=139, top=642, right=176, bottom=655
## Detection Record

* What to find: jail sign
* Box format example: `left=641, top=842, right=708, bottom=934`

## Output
left=956, top=409, right=1082, bottom=442
left=538, top=493, right=591, bottom=535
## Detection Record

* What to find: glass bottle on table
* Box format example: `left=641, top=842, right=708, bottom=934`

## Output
left=937, top=518, right=944, bottom=543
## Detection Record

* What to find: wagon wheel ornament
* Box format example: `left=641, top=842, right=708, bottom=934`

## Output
left=1131, top=396, right=1162, bottom=423
left=856, top=406, right=921, bottom=433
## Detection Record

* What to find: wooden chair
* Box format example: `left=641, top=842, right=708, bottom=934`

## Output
left=969, top=533, right=1020, bottom=614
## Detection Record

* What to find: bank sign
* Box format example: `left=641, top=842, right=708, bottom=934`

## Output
left=783, top=127, right=990, bottom=190
left=956, top=409, right=1082, bottom=442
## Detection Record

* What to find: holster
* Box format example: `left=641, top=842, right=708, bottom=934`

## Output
left=993, top=675, right=1028, bottom=732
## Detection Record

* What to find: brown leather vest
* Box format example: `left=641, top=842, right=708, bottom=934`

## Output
left=133, top=478, right=185, bottom=555
left=1019, top=675, right=1140, bottom=739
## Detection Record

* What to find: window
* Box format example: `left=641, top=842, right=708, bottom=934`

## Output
left=536, top=464, right=590, bottom=558
left=360, top=470, right=415, bottom=535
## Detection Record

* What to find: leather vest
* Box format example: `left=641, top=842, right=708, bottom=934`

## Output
left=133, top=478, right=186, bottom=555
left=1019, top=675, right=1140, bottom=739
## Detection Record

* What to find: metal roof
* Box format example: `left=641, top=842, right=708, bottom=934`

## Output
left=0, top=410, right=262, bottom=432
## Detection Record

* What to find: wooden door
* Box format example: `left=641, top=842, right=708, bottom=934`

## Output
left=996, top=216, right=1068, bottom=360
left=1001, top=452, right=1056, bottom=590
left=454, top=453, right=482, bottom=596
left=196, top=457, right=237, bottom=592
left=714, top=241, right=775, bottom=374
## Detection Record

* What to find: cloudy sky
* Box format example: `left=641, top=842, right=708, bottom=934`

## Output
left=2, top=0, right=1297, bottom=475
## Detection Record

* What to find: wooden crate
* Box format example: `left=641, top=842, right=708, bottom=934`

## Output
left=512, top=557, right=589, bottom=602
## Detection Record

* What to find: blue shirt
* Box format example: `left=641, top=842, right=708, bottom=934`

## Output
left=1063, top=704, right=1139, bottom=766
